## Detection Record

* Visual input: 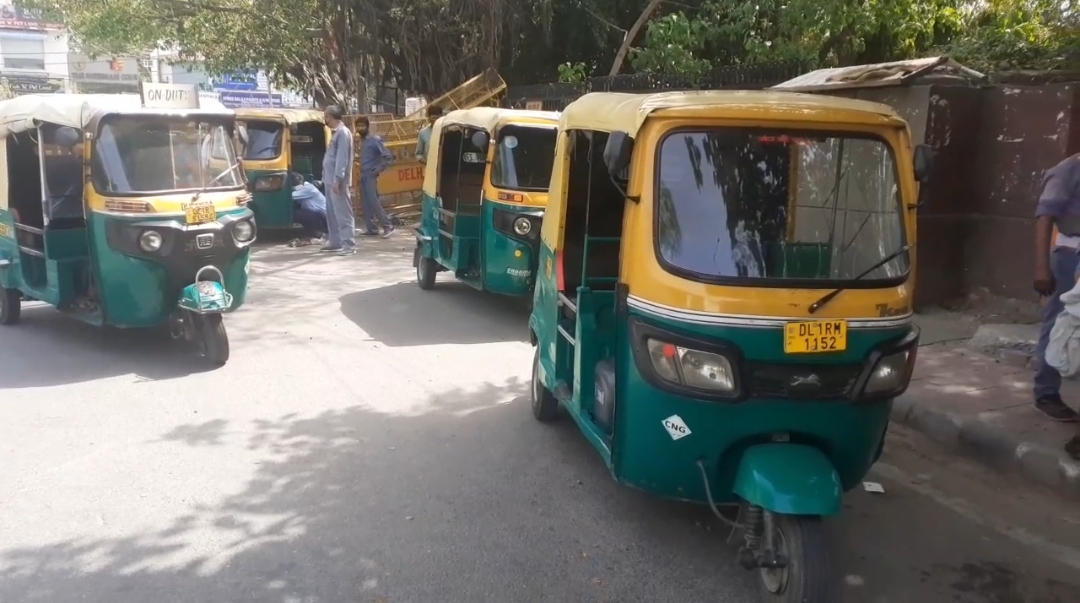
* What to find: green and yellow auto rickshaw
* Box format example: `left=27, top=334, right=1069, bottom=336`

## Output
left=414, top=107, right=559, bottom=295
left=529, top=91, right=933, bottom=602
left=235, top=108, right=329, bottom=229
left=0, top=93, right=257, bottom=365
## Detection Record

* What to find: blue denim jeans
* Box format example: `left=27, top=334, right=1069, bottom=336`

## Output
left=1034, top=247, right=1080, bottom=399
left=360, top=174, right=390, bottom=233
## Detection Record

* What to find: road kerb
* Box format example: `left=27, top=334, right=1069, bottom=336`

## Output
left=890, top=400, right=1080, bottom=500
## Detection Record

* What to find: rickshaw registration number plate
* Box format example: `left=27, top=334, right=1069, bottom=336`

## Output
left=185, top=201, right=216, bottom=225
left=784, top=320, right=847, bottom=354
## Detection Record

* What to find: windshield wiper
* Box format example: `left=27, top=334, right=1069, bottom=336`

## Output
left=191, top=162, right=242, bottom=204
left=807, top=244, right=911, bottom=314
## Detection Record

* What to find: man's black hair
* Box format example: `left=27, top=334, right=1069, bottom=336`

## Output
left=324, top=105, right=344, bottom=121
left=356, top=115, right=370, bottom=126
left=291, top=172, right=305, bottom=186
left=426, top=105, right=442, bottom=118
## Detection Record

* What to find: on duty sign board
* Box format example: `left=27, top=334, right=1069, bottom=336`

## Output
left=140, top=82, right=200, bottom=110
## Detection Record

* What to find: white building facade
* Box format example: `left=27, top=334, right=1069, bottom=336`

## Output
left=0, top=0, right=68, bottom=95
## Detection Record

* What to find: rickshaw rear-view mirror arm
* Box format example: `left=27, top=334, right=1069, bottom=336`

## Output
left=912, top=143, right=935, bottom=208
left=603, top=131, right=636, bottom=202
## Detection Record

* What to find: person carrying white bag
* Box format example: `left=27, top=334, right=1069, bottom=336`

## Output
left=1046, top=256, right=1080, bottom=459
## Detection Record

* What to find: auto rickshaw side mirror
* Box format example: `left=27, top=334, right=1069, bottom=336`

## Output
left=912, top=143, right=935, bottom=208
left=470, top=131, right=489, bottom=151
left=603, top=131, right=633, bottom=177
left=913, top=143, right=935, bottom=184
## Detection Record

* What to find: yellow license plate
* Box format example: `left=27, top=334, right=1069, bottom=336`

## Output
left=185, top=202, right=216, bottom=225
left=784, top=320, right=848, bottom=354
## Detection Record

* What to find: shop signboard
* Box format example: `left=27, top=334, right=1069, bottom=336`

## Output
left=0, top=1, right=60, bottom=30
left=0, top=74, right=63, bottom=95
left=68, top=53, right=141, bottom=88
left=218, top=90, right=283, bottom=108
left=215, top=71, right=259, bottom=91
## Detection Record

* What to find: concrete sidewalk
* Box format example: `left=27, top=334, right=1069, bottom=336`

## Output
left=894, top=315, right=1080, bottom=498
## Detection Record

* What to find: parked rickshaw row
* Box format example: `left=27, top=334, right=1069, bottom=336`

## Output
left=0, top=85, right=933, bottom=603
left=412, top=91, right=932, bottom=603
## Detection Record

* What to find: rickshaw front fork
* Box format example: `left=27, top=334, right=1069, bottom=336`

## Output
left=737, top=505, right=788, bottom=570
left=168, top=311, right=194, bottom=340
left=695, top=459, right=788, bottom=571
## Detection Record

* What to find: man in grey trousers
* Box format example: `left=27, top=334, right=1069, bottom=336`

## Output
left=321, top=105, right=357, bottom=256
left=355, top=115, right=396, bottom=238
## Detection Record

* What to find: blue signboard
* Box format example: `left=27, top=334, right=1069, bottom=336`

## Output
left=216, top=71, right=258, bottom=91
left=219, top=91, right=283, bottom=108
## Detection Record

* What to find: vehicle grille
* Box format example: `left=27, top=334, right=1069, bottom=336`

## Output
left=746, top=361, right=863, bottom=400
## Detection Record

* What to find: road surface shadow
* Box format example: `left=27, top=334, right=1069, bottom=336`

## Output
left=0, top=305, right=216, bottom=388
left=4, top=376, right=1079, bottom=602
left=339, top=281, right=531, bottom=346
left=0, top=379, right=761, bottom=603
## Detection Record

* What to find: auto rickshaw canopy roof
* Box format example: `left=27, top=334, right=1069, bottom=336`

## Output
left=0, top=93, right=234, bottom=139
left=438, top=107, right=559, bottom=133
left=233, top=107, right=325, bottom=125
left=559, top=90, right=905, bottom=137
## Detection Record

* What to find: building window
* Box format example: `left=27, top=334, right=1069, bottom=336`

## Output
left=1, top=35, right=45, bottom=71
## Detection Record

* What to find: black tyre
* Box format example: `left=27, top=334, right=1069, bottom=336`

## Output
left=416, top=251, right=437, bottom=290
left=758, top=515, right=837, bottom=603
left=195, top=313, right=229, bottom=366
left=531, top=345, right=559, bottom=422
left=0, top=287, right=21, bottom=325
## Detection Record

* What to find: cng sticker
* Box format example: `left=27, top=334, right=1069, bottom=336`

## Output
left=0, top=223, right=9, bottom=238
left=662, top=415, right=691, bottom=440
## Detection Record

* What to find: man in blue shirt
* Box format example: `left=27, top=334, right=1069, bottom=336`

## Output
left=321, top=105, right=356, bottom=255
left=355, top=115, right=396, bottom=238
left=1034, top=153, right=1080, bottom=424
left=289, top=172, right=328, bottom=246
left=415, top=104, right=442, bottom=165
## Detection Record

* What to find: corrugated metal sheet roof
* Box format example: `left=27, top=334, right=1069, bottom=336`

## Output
left=771, top=57, right=983, bottom=92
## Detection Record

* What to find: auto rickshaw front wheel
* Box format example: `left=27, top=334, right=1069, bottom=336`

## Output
left=194, top=313, right=229, bottom=366
left=415, top=247, right=437, bottom=290
left=0, top=287, right=21, bottom=325
left=757, top=514, right=836, bottom=603
left=531, top=346, right=559, bottom=421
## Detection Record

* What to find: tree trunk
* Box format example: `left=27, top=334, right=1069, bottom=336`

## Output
left=608, top=0, right=664, bottom=77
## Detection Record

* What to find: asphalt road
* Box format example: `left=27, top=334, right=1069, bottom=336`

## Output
left=1, top=234, right=1078, bottom=603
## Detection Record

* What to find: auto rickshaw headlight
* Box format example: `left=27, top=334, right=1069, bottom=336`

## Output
left=863, top=349, right=914, bottom=395
left=139, top=230, right=163, bottom=252
left=646, top=339, right=735, bottom=392
left=254, top=175, right=284, bottom=191
left=233, top=220, right=255, bottom=243
left=513, top=216, right=532, bottom=236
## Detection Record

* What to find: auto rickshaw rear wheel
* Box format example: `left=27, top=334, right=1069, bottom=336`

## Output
left=0, top=287, right=21, bottom=325
left=531, top=345, right=559, bottom=421
left=416, top=247, right=437, bottom=290
left=194, top=313, right=229, bottom=366
left=758, top=514, right=836, bottom=603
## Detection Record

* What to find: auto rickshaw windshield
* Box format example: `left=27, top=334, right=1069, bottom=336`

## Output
left=490, top=125, right=557, bottom=191
left=92, top=116, right=243, bottom=195
left=237, top=120, right=284, bottom=160
left=656, top=128, right=907, bottom=285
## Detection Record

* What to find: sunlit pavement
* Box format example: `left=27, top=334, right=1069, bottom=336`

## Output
left=1, top=234, right=1078, bottom=603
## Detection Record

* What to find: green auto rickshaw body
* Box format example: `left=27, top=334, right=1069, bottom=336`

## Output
left=415, top=107, right=559, bottom=296
left=0, top=93, right=254, bottom=344
left=236, top=108, right=329, bottom=230
left=529, top=90, right=928, bottom=522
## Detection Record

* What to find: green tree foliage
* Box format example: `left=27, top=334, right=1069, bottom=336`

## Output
left=557, top=62, right=589, bottom=83
left=630, top=0, right=1076, bottom=76
left=23, top=0, right=1079, bottom=104
left=946, top=0, right=1079, bottom=71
